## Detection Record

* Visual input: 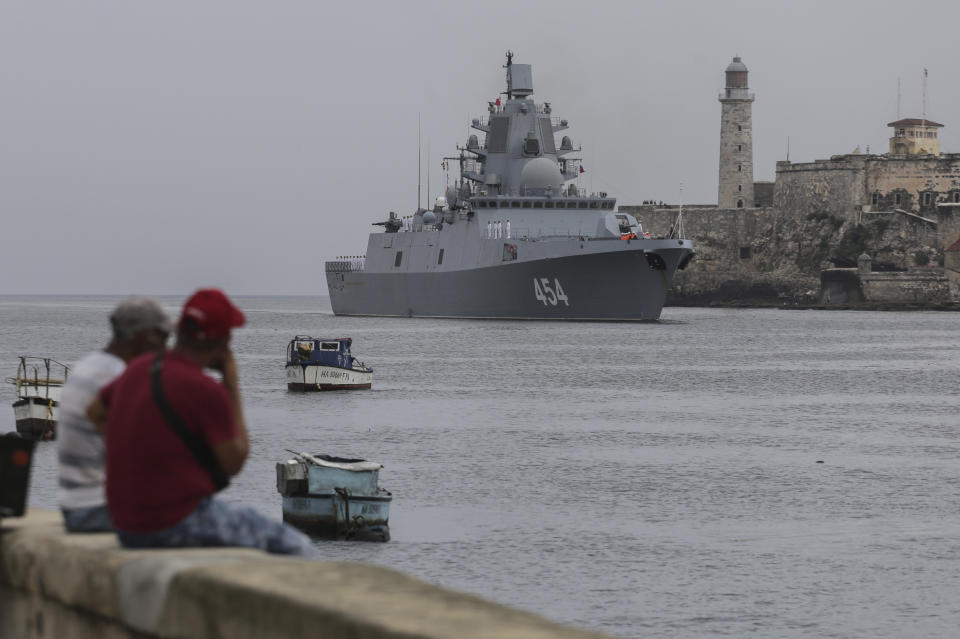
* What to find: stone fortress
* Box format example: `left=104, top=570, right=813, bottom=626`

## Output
left=621, top=57, right=960, bottom=306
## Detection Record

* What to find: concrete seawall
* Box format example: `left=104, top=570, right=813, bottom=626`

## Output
left=1, top=510, right=612, bottom=639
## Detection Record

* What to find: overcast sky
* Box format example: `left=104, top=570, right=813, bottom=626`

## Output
left=2, top=0, right=957, bottom=295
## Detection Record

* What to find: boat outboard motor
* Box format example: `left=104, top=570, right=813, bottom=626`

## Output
left=276, top=459, right=308, bottom=496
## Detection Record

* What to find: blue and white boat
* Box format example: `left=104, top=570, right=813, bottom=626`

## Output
left=284, top=336, right=372, bottom=391
left=276, top=452, right=391, bottom=541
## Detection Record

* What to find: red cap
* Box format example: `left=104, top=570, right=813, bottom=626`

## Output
left=178, top=289, right=245, bottom=340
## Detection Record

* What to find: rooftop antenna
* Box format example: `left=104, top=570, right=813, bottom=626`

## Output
left=417, top=113, right=422, bottom=210
left=922, top=68, right=927, bottom=129
left=897, top=77, right=901, bottom=120
left=427, top=138, right=431, bottom=207
left=786, top=136, right=790, bottom=162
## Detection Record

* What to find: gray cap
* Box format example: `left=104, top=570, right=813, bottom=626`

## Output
left=110, top=297, right=173, bottom=340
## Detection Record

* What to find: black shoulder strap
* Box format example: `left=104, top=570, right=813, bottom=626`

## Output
left=150, top=352, right=230, bottom=491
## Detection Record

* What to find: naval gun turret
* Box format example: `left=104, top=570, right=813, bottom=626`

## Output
left=372, top=211, right=402, bottom=233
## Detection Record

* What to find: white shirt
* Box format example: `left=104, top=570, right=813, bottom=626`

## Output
left=58, top=351, right=125, bottom=510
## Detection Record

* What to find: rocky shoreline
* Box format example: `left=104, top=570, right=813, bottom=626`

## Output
left=667, top=300, right=960, bottom=311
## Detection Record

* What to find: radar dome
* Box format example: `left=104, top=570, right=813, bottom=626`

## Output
left=422, top=210, right=437, bottom=225
left=519, top=157, right=562, bottom=191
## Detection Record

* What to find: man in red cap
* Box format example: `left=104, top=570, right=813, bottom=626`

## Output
left=88, top=289, right=313, bottom=556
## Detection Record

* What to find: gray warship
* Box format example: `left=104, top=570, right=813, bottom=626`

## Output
left=325, top=53, right=694, bottom=320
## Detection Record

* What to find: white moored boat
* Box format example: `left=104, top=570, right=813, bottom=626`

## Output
left=6, top=357, right=70, bottom=440
left=285, top=336, right=372, bottom=391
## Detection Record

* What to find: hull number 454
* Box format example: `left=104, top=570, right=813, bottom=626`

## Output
left=533, top=278, right=570, bottom=306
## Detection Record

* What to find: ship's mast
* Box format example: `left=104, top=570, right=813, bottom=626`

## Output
left=504, top=50, right=513, bottom=100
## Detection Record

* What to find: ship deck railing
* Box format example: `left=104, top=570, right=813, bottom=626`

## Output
left=496, top=231, right=659, bottom=242
left=487, top=230, right=604, bottom=242
left=480, top=110, right=563, bottom=125
left=325, top=260, right=365, bottom=273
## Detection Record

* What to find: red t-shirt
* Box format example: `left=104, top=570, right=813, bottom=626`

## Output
left=100, top=351, right=236, bottom=532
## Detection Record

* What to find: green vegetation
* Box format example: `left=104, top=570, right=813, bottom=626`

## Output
left=832, top=224, right=871, bottom=262
left=870, top=218, right=891, bottom=236
left=805, top=211, right=844, bottom=232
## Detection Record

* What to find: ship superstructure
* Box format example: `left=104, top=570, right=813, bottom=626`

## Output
left=325, top=53, right=694, bottom=320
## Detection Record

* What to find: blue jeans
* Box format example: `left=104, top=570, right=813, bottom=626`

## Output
left=117, top=497, right=315, bottom=557
left=62, top=505, right=115, bottom=533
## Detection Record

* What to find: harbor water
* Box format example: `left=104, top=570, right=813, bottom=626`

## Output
left=2, top=295, right=959, bottom=638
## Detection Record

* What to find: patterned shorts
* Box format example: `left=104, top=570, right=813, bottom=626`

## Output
left=117, top=497, right=316, bottom=558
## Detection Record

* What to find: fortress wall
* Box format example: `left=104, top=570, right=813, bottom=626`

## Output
left=859, top=269, right=952, bottom=303
left=622, top=205, right=764, bottom=272
left=618, top=154, right=960, bottom=304
left=754, top=181, right=775, bottom=207
left=621, top=206, right=820, bottom=303
left=772, top=153, right=960, bottom=218
left=1, top=510, right=612, bottom=639
left=939, top=205, right=960, bottom=297
left=818, top=268, right=951, bottom=304
left=621, top=201, right=955, bottom=304
left=865, top=154, right=960, bottom=214
left=669, top=270, right=819, bottom=305
left=773, top=156, right=867, bottom=223
left=623, top=205, right=813, bottom=274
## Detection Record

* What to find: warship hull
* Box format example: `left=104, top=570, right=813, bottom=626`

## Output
left=327, top=240, right=691, bottom=321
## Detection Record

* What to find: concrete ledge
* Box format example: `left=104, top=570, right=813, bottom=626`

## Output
left=1, top=510, right=611, bottom=639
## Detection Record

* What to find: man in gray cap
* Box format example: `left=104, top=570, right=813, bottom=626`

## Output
left=58, top=297, right=172, bottom=532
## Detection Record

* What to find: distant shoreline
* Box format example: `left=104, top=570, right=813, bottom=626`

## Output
left=668, top=300, right=960, bottom=312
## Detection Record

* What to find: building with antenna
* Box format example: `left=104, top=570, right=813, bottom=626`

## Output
left=774, top=116, right=959, bottom=219
left=888, top=118, right=943, bottom=155
left=717, top=57, right=755, bottom=208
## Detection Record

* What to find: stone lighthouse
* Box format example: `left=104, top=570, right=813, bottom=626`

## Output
left=718, top=56, right=755, bottom=208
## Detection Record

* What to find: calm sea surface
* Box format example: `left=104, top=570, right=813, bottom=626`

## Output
left=2, top=295, right=959, bottom=638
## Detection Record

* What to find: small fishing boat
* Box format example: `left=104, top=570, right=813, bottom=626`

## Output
left=285, top=336, right=373, bottom=391
left=5, top=357, right=70, bottom=440
left=276, top=452, right=391, bottom=541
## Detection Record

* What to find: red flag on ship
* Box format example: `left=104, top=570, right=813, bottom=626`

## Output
left=495, top=97, right=501, bottom=106
left=579, top=165, right=585, bottom=174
